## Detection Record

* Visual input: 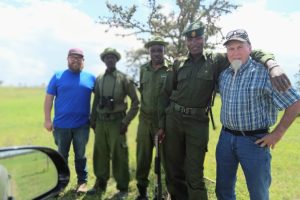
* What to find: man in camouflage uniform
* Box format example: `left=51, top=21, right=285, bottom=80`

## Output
left=157, top=22, right=289, bottom=200
left=135, top=36, right=170, bottom=200
left=88, top=48, right=140, bottom=199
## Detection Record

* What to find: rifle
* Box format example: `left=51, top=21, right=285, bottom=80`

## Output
left=209, top=89, right=217, bottom=130
left=154, top=135, right=163, bottom=200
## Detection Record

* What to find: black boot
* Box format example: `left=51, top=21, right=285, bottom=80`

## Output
left=135, top=184, right=148, bottom=200
left=87, top=179, right=107, bottom=195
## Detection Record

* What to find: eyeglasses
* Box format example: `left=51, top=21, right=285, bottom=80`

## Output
left=69, top=55, right=83, bottom=60
left=225, top=29, right=248, bottom=40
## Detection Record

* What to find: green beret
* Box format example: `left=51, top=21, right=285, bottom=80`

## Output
left=144, top=36, right=168, bottom=48
left=182, top=21, right=205, bottom=38
left=100, top=48, right=121, bottom=62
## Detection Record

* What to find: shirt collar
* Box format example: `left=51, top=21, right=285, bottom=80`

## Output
left=146, top=59, right=170, bottom=71
left=104, top=68, right=117, bottom=77
left=186, top=51, right=208, bottom=62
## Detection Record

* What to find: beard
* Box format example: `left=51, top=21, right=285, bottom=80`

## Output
left=68, top=62, right=82, bottom=73
left=230, top=59, right=242, bottom=87
left=231, top=59, right=242, bottom=76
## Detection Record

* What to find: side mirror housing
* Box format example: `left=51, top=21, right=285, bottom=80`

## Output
left=0, top=146, right=70, bottom=200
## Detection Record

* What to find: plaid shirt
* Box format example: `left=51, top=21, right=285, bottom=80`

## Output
left=219, top=58, right=300, bottom=131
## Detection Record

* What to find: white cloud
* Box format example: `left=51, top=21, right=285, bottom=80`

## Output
left=218, top=0, right=300, bottom=84
left=1, top=0, right=299, bottom=86
left=0, top=0, right=142, bottom=86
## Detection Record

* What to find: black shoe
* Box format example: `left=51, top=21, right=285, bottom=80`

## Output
left=86, top=180, right=106, bottom=195
left=136, top=184, right=148, bottom=200
left=135, top=195, right=149, bottom=200
left=87, top=187, right=97, bottom=195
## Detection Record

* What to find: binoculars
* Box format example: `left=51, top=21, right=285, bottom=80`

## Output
left=99, top=96, right=115, bottom=110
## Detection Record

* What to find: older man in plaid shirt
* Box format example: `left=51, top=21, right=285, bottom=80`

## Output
left=216, top=29, right=300, bottom=200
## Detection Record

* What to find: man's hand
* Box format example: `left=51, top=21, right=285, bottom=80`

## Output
left=255, top=132, right=283, bottom=149
left=120, top=123, right=128, bottom=135
left=269, top=65, right=291, bottom=92
left=156, top=128, right=165, bottom=143
left=44, top=120, right=53, bottom=132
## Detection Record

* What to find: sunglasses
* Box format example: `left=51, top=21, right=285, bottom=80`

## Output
left=225, top=29, right=249, bottom=40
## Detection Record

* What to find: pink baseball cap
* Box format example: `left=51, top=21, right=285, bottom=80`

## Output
left=68, top=48, right=84, bottom=57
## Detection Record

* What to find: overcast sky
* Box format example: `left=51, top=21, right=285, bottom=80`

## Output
left=0, top=0, right=299, bottom=86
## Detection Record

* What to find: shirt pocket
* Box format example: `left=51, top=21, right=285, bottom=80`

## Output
left=140, top=75, right=151, bottom=101
left=243, top=76, right=264, bottom=101
left=177, top=70, right=190, bottom=83
left=196, top=68, right=214, bottom=91
left=140, top=74, right=150, bottom=89
left=157, top=73, right=167, bottom=90
left=196, top=69, right=213, bottom=80
left=174, top=70, right=190, bottom=92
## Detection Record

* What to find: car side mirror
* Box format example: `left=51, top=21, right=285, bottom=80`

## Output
left=0, top=146, right=70, bottom=200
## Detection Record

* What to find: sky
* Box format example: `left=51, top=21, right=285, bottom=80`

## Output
left=0, top=0, right=299, bottom=87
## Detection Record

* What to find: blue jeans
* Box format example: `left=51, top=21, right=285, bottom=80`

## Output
left=53, top=125, right=90, bottom=184
left=215, top=129, right=271, bottom=200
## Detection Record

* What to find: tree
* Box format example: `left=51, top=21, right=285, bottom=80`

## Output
left=98, top=0, right=239, bottom=76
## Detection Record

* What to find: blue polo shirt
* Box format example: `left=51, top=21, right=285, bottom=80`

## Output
left=47, top=69, right=96, bottom=128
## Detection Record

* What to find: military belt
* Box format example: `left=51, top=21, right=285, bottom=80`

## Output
left=98, top=112, right=125, bottom=121
left=172, top=102, right=206, bottom=116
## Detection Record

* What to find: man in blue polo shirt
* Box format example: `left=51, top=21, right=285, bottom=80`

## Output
left=216, top=29, right=300, bottom=200
left=44, top=48, right=95, bottom=193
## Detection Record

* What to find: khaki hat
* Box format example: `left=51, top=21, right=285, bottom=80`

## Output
left=182, top=21, right=205, bottom=38
left=223, top=29, right=251, bottom=45
left=144, top=36, right=168, bottom=48
left=100, top=48, right=121, bottom=62
left=68, top=48, right=84, bottom=57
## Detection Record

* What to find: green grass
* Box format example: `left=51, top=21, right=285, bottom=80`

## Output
left=0, top=87, right=300, bottom=200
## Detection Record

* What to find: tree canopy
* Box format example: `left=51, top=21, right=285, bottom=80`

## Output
left=98, top=0, right=239, bottom=78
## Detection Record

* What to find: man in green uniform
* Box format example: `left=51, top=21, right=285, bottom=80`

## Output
left=88, top=48, right=140, bottom=199
left=135, top=36, right=170, bottom=200
left=157, top=22, right=290, bottom=200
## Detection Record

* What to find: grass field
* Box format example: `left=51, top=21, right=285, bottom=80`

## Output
left=0, top=87, right=299, bottom=200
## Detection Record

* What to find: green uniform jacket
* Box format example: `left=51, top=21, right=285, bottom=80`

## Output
left=139, top=60, right=172, bottom=119
left=158, top=50, right=274, bottom=129
left=90, top=69, right=140, bottom=126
